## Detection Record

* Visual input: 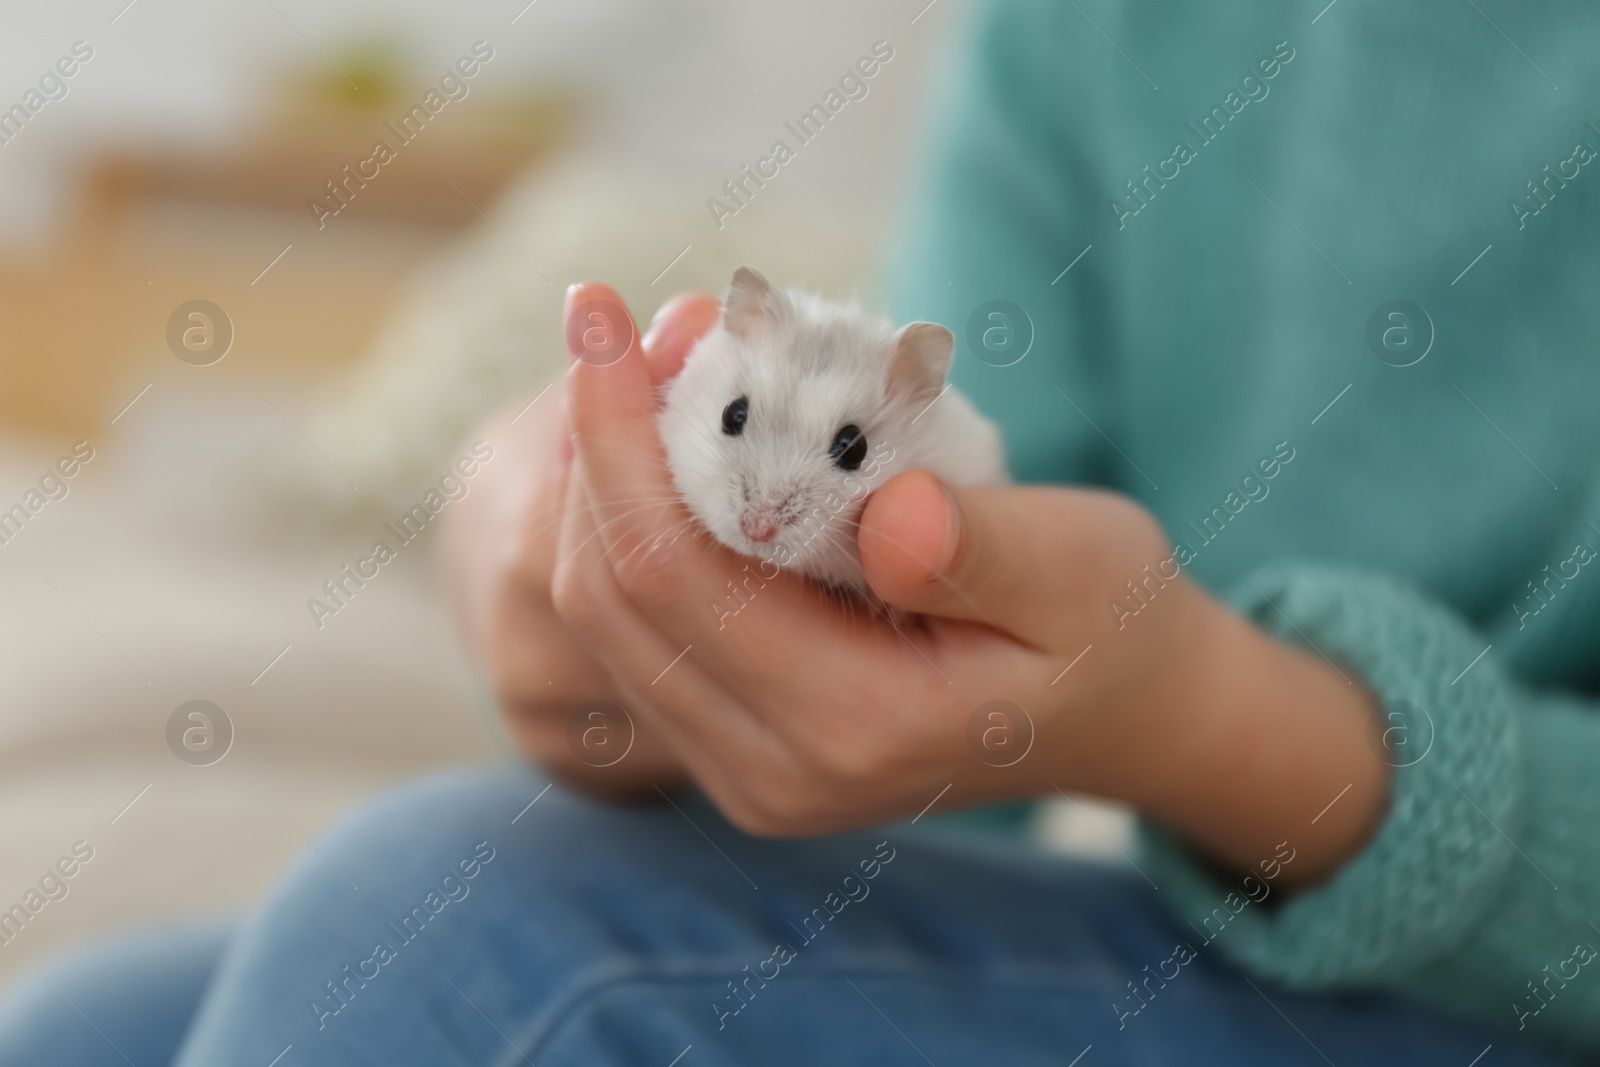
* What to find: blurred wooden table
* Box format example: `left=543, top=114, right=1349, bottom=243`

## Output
left=0, top=91, right=569, bottom=440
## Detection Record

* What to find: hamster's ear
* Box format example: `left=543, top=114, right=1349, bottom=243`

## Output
left=888, top=322, right=953, bottom=403
left=723, top=266, right=785, bottom=339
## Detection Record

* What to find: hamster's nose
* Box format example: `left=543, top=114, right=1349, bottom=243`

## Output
left=740, top=509, right=778, bottom=543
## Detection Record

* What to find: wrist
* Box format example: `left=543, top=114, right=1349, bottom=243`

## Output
left=1087, top=579, right=1392, bottom=887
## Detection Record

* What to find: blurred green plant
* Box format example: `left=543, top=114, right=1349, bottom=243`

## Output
left=303, top=34, right=413, bottom=107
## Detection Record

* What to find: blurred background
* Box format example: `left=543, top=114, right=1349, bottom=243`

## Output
left=0, top=0, right=1131, bottom=983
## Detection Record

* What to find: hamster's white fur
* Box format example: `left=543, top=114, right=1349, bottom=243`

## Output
left=658, top=266, right=1008, bottom=592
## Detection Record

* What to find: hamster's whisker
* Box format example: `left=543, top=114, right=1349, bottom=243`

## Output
left=572, top=437, right=683, bottom=470
left=589, top=500, right=681, bottom=535
left=810, top=526, right=869, bottom=583
left=813, top=567, right=883, bottom=633
left=577, top=431, right=692, bottom=460
left=585, top=489, right=683, bottom=509
left=565, top=500, right=683, bottom=559
left=611, top=515, right=701, bottom=573
left=823, top=509, right=869, bottom=531
left=519, top=491, right=681, bottom=543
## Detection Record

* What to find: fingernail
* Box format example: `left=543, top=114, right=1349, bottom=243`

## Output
left=564, top=284, right=594, bottom=361
left=562, top=285, right=582, bottom=359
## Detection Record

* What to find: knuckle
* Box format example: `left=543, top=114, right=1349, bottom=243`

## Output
left=550, top=555, right=603, bottom=633
left=816, top=729, right=897, bottom=784
left=802, top=690, right=907, bottom=783
left=729, top=778, right=838, bottom=838
left=721, top=800, right=788, bottom=838
left=610, top=533, right=689, bottom=605
left=497, top=700, right=579, bottom=773
left=502, top=534, right=548, bottom=594
left=735, top=806, right=809, bottom=838
left=480, top=567, right=534, bottom=633
left=497, top=694, right=564, bottom=744
left=501, top=486, right=560, bottom=578
left=685, top=777, right=787, bottom=837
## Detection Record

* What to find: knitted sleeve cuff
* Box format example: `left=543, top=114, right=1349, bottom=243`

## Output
left=1135, top=562, right=1525, bottom=987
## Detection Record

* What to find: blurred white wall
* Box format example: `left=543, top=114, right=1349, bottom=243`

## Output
left=0, top=0, right=969, bottom=242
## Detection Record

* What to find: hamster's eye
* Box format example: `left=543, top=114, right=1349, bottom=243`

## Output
left=829, top=425, right=867, bottom=471
left=722, top=396, right=749, bottom=436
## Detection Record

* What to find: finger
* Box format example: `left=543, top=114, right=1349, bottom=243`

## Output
left=604, top=669, right=796, bottom=828
left=552, top=443, right=788, bottom=783
left=557, top=398, right=574, bottom=466
left=555, top=292, right=715, bottom=470
left=550, top=447, right=761, bottom=755
left=564, top=304, right=1066, bottom=824
left=551, top=438, right=685, bottom=689
left=564, top=281, right=926, bottom=716
left=563, top=282, right=794, bottom=627
left=563, top=281, right=697, bottom=575
left=494, top=645, right=694, bottom=801
left=859, top=471, right=1146, bottom=652
left=438, top=387, right=574, bottom=696
left=642, top=292, right=720, bottom=387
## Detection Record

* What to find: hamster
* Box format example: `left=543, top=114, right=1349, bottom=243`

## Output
left=657, top=266, right=1008, bottom=594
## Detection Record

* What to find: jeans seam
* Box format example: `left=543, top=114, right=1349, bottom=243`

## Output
left=488, top=953, right=1125, bottom=1066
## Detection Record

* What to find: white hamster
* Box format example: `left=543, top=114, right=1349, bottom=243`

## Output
left=657, top=266, right=1008, bottom=593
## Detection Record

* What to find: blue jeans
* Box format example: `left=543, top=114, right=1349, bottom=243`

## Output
left=0, top=767, right=1574, bottom=1066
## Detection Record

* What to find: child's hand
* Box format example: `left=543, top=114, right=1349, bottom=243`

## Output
left=440, top=291, right=721, bottom=798
left=556, top=282, right=1389, bottom=884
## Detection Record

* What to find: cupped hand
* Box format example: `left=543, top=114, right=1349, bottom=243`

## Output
left=553, top=282, right=1211, bottom=835
left=439, top=290, right=721, bottom=798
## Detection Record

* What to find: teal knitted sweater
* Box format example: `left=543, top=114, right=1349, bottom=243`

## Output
left=890, top=0, right=1600, bottom=1057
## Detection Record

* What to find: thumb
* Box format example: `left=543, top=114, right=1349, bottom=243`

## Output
left=858, top=470, right=1135, bottom=651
